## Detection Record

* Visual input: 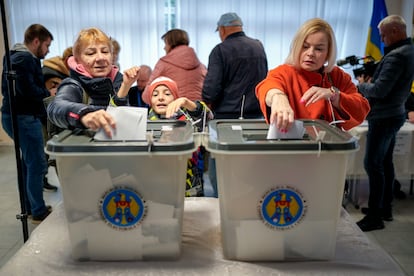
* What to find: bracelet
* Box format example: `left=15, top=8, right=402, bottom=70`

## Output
left=329, top=86, right=340, bottom=101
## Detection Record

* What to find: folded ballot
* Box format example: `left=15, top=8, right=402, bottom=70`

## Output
left=267, top=120, right=305, bottom=139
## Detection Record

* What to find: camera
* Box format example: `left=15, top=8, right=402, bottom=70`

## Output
left=337, top=55, right=379, bottom=78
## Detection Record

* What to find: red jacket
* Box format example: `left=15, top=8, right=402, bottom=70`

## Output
left=256, top=64, right=370, bottom=130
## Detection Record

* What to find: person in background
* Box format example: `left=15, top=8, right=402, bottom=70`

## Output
left=356, top=15, right=414, bottom=232
left=41, top=54, right=70, bottom=191
left=147, top=76, right=213, bottom=196
left=62, top=46, right=73, bottom=73
left=203, top=12, right=268, bottom=119
left=403, top=83, right=414, bottom=195
left=1, top=24, right=54, bottom=223
left=111, top=38, right=121, bottom=68
left=202, top=12, right=268, bottom=197
left=47, top=27, right=140, bottom=138
left=405, top=89, right=414, bottom=124
left=42, top=55, right=69, bottom=92
left=142, top=29, right=206, bottom=104
left=128, top=64, right=151, bottom=108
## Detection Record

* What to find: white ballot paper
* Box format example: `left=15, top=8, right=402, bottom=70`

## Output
left=267, top=120, right=305, bottom=139
left=94, top=105, right=148, bottom=140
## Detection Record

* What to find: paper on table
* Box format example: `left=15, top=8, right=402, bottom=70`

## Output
left=267, top=120, right=305, bottom=139
left=94, top=105, right=148, bottom=140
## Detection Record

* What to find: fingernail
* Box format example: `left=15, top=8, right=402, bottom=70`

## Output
left=300, top=98, right=306, bottom=103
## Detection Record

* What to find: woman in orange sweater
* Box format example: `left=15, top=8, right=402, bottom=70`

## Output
left=256, top=18, right=370, bottom=132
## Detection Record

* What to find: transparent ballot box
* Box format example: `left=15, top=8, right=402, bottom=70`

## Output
left=206, top=119, right=358, bottom=261
left=45, top=121, right=195, bottom=261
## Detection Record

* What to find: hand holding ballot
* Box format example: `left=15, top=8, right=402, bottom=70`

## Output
left=94, top=106, right=148, bottom=140
left=267, top=120, right=305, bottom=139
left=81, top=109, right=116, bottom=138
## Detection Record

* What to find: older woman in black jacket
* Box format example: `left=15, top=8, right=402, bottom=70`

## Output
left=47, top=27, right=140, bottom=138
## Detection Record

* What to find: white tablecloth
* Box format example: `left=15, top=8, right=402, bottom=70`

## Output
left=0, top=198, right=404, bottom=275
left=347, top=121, right=414, bottom=177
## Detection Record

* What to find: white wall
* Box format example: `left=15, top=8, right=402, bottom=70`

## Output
left=386, top=0, right=414, bottom=36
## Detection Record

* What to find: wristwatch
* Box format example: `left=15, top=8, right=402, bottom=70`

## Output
left=330, top=86, right=340, bottom=101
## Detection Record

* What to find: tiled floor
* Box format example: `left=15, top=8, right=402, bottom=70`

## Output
left=0, top=145, right=62, bottom=268
left=344, top=178, right=414, bottom=276
left=0, top=144, right=413, bottom=275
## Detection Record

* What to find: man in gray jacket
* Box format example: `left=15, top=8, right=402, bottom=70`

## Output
left=356, top=15, right=414, bottom=231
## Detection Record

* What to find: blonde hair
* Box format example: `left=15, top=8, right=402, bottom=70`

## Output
left=73, top=27, right=112, bottom=60
left=285, top=18, right=337, bottom=73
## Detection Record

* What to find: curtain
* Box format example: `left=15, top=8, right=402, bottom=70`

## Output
left=5, top=0, right=372, bottom=74
left=5, top=0, right=166, bottom=69
left=178, top=0, right=373, bottom=70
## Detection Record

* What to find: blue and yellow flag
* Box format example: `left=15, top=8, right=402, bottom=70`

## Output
left=365, top=0, right=388, bottom=61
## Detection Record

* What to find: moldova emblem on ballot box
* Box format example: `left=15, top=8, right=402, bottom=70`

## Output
left=259, top=186, right=307, bottom=230
left=100, top=187, right=146, bottom=230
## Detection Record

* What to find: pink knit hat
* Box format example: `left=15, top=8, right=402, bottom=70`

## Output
left=148, top=76, right=179, bottom=100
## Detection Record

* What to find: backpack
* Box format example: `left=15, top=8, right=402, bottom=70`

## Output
left=185, top=146, right=206, bottom=197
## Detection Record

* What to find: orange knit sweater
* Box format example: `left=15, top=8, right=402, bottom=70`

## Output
left=255, top=64, right=370, bottom=130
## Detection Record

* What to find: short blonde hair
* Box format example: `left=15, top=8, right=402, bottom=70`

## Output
left=285, top=18, right=337, bottom=73
left=73, top=27, right=112, bottom=60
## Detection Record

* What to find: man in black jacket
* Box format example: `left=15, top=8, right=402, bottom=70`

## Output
left=202, top=12, right=268, bottom=197
left=1, top=24, right=54, bottom=223
left=356, top=15, right=414, bottom=231
left=202, top=12, right=268, bottom=120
